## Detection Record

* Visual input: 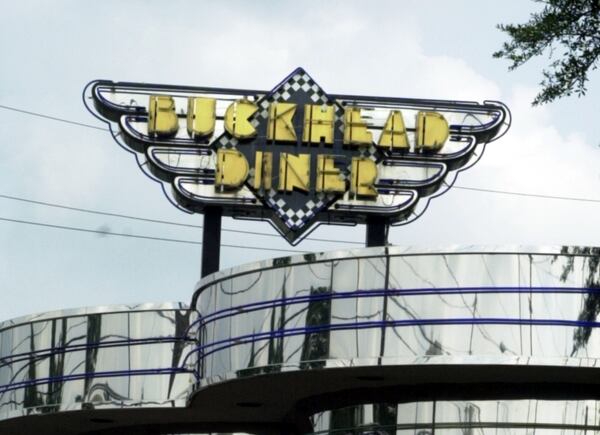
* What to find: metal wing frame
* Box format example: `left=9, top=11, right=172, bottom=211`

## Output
left=83, top=69, right=510, bottom=245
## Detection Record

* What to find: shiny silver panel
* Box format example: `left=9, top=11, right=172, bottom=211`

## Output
left=2, top=246, right=599, bottom=434
left=193, top=246, right=600, bottom=383
left=0, top=303, right=197, bottom=421
left=311, top=399, right=600, bottom=434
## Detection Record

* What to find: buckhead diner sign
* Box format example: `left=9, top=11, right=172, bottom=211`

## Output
left=85, top=68, right=510, bottom=244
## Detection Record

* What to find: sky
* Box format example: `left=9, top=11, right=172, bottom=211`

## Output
left=0, top=0, right=598, bottom=321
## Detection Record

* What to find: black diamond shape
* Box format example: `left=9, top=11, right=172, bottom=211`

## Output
left=210, top=68, right=381, bottom=239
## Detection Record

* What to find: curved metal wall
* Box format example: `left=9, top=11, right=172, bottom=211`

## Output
left=0, top=303, right=197, bottom=421
left=1, top=246, right=599, bottom=434
left=310, top=399, right=600, bottom=434
left=193, top=246, right=600, bottom=383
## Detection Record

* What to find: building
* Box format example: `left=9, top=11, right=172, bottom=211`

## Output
left=2, top=245, right=599, bottom=434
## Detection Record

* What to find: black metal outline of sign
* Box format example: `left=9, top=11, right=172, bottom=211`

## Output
left=83, top=67, right=511, bottom=246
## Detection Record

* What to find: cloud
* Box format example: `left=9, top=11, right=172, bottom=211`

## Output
left=395, top=82, right=600, bottom=247
left=473, top=85, right=599, bottom=196
left=1, top=0, right=599, bottom=321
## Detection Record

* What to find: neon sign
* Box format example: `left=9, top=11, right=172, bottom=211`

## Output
left=85, top=68, right=510, bottom=244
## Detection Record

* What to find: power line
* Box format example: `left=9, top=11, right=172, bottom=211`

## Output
left=453, top=185, right=600, bottom=204
left=0, top=193, right=206, bottom=229
left=2, top=102, right=599, bottom=240
left=0, top=216, right=304, bottom=254
left=4, top=183, right=596, bottom=255
left=0, top=193, right=363, bottom=245
left=2, top=102, right=599, bottom=206
left=0, top=104, right=108, bottom=131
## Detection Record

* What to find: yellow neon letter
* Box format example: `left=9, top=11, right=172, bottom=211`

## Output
left=343, top=107, right=372, bottom=146
left=187, top=97, right=216, bottom=139
left=267, top=103, right=297, bottom=142
left=416, top=111, right=449, bottom=152
left=303, top=104, right=334, bottom=145
left=316, top=155, right=345, bottom=193
left=148, top=95, right=179, bottom=137
left=378, top=110, right=409, bottom=151
left=253, top=151, right=273, bottom=190
left=350, top=157, right=377, bottom=197
left=278, top=153, right=310, bottom=192
left=215, top=149, right=249, bottom=190
left=224, top=99, right=258, bottom=139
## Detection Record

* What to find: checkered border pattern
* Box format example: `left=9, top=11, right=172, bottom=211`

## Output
left=265, top=189, right=336, bottom=230
left=212, top=71, right=381, bottom=231
left=214, top=72, right=346, bottom=230
left=256, top=72, right=343, bottom=229
left=258, top=73, right=344, bottom=229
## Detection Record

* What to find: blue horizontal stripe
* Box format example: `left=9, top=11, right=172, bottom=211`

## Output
left=0, top=336, right=194, bottom=367
left=187, top=286, right=596, bottom=335
left=3, top=287, right=596, bottom=390
left=183, top=316, right=600, bottom=366
left=0, top=367, right=195, bottom=395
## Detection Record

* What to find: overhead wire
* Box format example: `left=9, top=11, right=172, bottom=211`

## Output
left=0, top=193, right=364, bottom=245
left=1, top=102, right=599, bottom=252
left=0, top=104, right=109, bottom=131
left=0, top=103, right=365, bottom=245
left=452, top=185, right=600, bottom=204
left=0, top=216, right=305, bottom=254
left=1, top=103, right=598, bottom=205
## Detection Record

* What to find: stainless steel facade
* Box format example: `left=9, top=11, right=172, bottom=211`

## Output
left=195, top=246, right=600, bottom=381
left=310, top=399, right=600, bottom=434
left=0, top=303, right=196, bottom=421
left=1, top=246, right=599, bottom=434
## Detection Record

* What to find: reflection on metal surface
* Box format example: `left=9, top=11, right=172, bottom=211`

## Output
left=2, top=246, right=600, bottom=434
left=559, top=246, right=600, bottom=355
left=310, top=399, right=600, bottom=434
left=0, top=303, right=197, bottom=420
left=194, top=246, right=600, bottom=383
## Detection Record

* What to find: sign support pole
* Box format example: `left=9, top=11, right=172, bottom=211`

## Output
left=366, top=217, right=388, bottom=247
left=201, top=207, right=222, bottom=277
